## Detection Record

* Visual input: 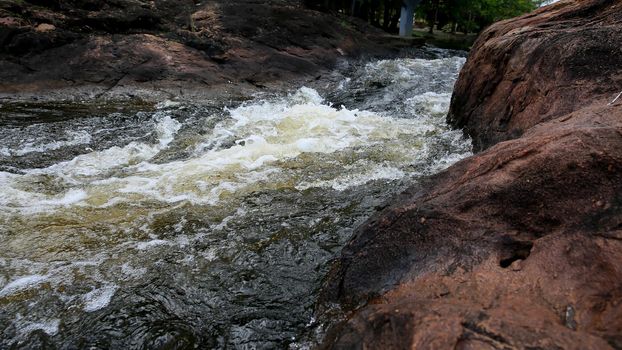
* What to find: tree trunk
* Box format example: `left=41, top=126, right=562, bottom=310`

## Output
left=383, top=1, right=391, bottom=29
left=428, top=0, right=439, bottom=34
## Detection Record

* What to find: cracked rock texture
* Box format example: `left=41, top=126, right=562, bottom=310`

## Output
left=0, top=0, right=392, bottom=101
left=320, top=0, right=622, bottom=348
left=448, top=0, right=622, bottom=151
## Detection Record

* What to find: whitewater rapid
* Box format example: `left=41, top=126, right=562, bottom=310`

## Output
left=0, top=56, right=471, bottom=349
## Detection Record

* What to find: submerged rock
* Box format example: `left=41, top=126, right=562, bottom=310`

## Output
left=320, top=0, right=622, bottom=348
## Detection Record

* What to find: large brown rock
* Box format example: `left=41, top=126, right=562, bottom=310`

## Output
left=0, top=0, right=394, bottom=101
left=448, top=0, right=622, bottom=151
left=320, top=0, right=622, bottom=348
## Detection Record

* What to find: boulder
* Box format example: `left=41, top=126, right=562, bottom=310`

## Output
left=320, top=0, right=622, bottom=348
left=448, top=0, right=622, bottom=151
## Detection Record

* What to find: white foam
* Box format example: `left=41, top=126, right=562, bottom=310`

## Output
left=83, top=285, right=118, bottom=312
left=42, top=188, right=88, bottom=206
left=363, top=57, right=466, bottom=88
left=39, top=115, right=180, bottom=178
left=135, top=239, right=170, bottom=250
left=155, top=114, right=182, bottom=147
left=201, top=248, right=218, bottom=262
left=156, top=100, right=182, bottom=109
left=211, top=207, right=248, bottom=231
left=87, top=88, right=420, bottom=206
left=0, top=115, right=181, bottom=213
left=13, top=130, right=92, bottom=156
left=0, top=274, right=49, bottom=297
left=18, top=319, right=60, bottom=336
left=0, top=83, right=467, bottom=213
left=407, top=92, right=452, bottom=117
left=296, top=166, right=406, bottom=191
left=0, top=177, right=88, bottom=213
left=121, top=263, right=147, bottom=278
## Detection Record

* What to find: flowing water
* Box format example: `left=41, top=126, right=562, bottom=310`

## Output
left=0, top=54, right=471, bottom=349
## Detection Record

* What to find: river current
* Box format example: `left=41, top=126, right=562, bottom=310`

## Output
left=0, top=54, right=471, bottom=349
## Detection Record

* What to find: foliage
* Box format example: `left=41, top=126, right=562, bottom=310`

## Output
left=303, top=0, right=541, bottom=34
left=304, top=0, right=410, bottom=33
left=416, top=0, right=539, bottom=33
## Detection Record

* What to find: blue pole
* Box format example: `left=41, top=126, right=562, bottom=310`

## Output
left=399, top=0, right=419, bottom=37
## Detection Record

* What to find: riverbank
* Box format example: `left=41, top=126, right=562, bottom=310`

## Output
left=320, top=0, right=622, bottom=348
left=411, top=27, right=477, bottom=51
left=0, top=0, right=424, bottom=103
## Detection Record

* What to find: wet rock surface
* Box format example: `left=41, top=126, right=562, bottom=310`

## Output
left=0, top=0, right=398, bottom=101
left=320, top=0, right=622, bottom=348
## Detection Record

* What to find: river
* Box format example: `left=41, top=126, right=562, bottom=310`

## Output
left=0, top=52, right=471, bottom=349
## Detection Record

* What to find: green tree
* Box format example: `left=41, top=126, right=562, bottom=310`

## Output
left=304, top=0, right=539, bottom=35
